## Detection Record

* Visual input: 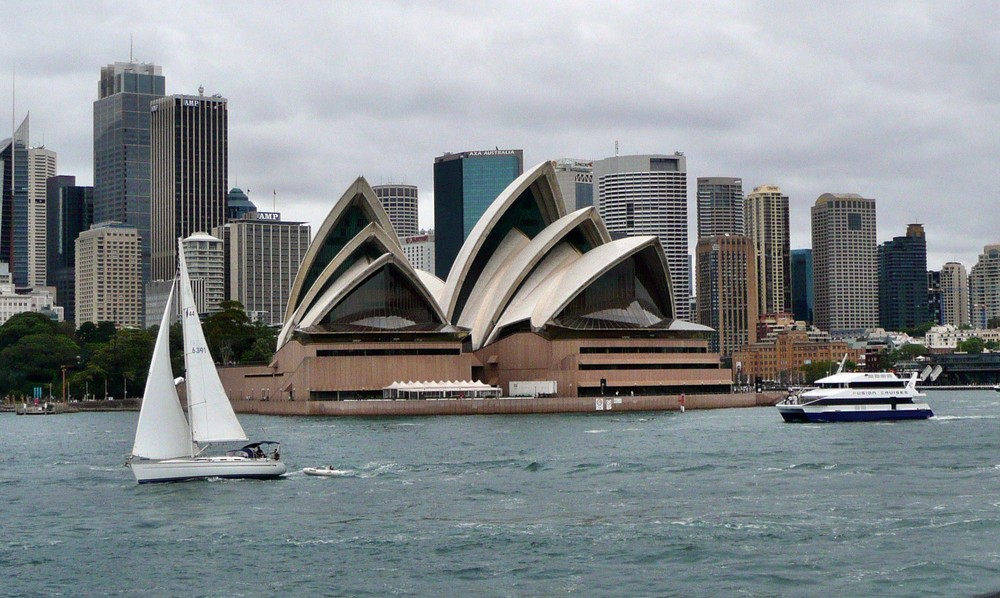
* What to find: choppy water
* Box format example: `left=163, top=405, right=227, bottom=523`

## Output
left=2, top=391, right=999, bottom=597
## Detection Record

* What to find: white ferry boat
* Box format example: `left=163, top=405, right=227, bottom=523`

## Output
left=777, top=366, right=933, bottom=423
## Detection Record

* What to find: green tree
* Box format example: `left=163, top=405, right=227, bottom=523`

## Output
left=957, top=337, right=986, bottom=354
left=0, top=333, right=80, bottom=397
left=0, top=312, right=61, bottom=353
left=242, top=336, right=275, bottom=363
left=988, top=317, right=1000, bottom=329
left=76, top=321, right=117, bottom=344
left=888, top=343, right=929, bottom=365
left=202, top=301, right=254, bottom=365
left=86, top=327, right=155, bottom=399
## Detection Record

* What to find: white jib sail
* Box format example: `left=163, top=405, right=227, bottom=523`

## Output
left=132, top=282, right=194, bottom=459
left=179, top=239, right=248, bottom=444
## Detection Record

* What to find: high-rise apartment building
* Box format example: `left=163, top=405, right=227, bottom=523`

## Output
left=401, top=231, right=435, bottom=273
left=27, top=147, right=56, bottom=288
left=93, top=61, right=165, bottom=289
left=75, top=223, right=142, bottom=328
left=927, top=270, right=943, bottom=326
left=180, top=233, right=225, bottom=316
left=811, top=193, right=877, bottom=337
left=695, top=235, right=758, bottom=356
left=213, top=215, right=310, bottom=326
left=940, top=261, right=970, bottom=327
left=373, top=184, right=418, bottom=238
left=553, top=159, right=594, bottom=213
left=790, top=249, right=814, bottom=323
left=433, top=149, right=523, bottom=278
left=1, top=115, right=29, bottom=288
left=970, top=245, right=1000, bottom=328
left=878, top=223, right=930, bottom=331
left=150, top=91, right=228, bottom=281
left=745, top=184, right=790, bottom=315
left=46, top=176, right=93, bottom=323
left=696, top=177, right=744, bottom=238
left=593, top=153, right=691, bottom=320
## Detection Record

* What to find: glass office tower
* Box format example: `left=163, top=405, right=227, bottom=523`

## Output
left=93, top=61, right=165, bottom=289
left=433, top=149, right=523, bottom=278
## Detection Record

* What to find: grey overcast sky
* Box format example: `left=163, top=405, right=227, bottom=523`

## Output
left=2, top=1, right=998, bottom=270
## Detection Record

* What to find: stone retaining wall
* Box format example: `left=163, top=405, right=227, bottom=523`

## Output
left=233, top=392, right=783, bottom=417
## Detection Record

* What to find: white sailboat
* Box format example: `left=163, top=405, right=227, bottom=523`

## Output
left=128, top=241, right=286, bottom=483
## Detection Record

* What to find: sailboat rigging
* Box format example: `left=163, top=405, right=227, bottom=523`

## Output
left=128, top=239, right=286, bottom=483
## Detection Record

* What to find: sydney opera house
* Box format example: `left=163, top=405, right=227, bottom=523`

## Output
left=219, top=161, right=732, bottom=403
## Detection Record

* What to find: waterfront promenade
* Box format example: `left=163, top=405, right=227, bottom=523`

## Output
left=4, top=393, right=783, bottom=416
left=232, top=392, right=784, bottom=417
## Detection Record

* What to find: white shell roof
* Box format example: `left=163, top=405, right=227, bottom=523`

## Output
left=413, top=270, right=446, bottom=304
left=488, top=236, right=675, bottom=344
left=463, top=207, right=610, bottom=349
left=277, top=223, right=406, bottom=348
left=439, top=160, right=565, bottom=321
left=283, top=177, right=397, bottom=324
left=298, top=253, right=447, bottom=330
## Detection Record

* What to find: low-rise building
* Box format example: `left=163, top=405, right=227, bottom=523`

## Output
left=733, top=327, right=864, bottom=385
left=924, top=324, right=1000, bottom=351
left=0, top=263, right=63, bottom=324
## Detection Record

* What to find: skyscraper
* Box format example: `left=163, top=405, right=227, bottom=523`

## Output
left=811, top=193, right=877, bottom=337
left=75, top=224, right=142, bottom=328
left=0, top=115, right=29, bottom=288
left=696, top=177, right=744, bottom=237
left=790, top=249, right=814, bottom=323
left=970, top=245, right=1000, bottom=328
left=878, top=223, right=930, bottom=331
left=695, top=234, right=758, bottom=356
left=150, top=91, right=228, bottom=281
left=927, top=270, right=942, bottom=326
left=433, top=149, right=523, bottom=278
left=27, top=146, right=56, bottom=288
left=93, top=61, right=165, bottom=289
left=180, top=233, right=225, bottom=316
left=46, top=175, right=93, bottom=323
left=553, top=159, right=594, bottom=212
left=745, top=184, right=790, bottom=315
left=226, top=187, right=256, bottom=221
left=373, top=184, right=418, bottom=238
left=593, top=153, right=690, bottom=320
left=213, top=214, right=310, bottom=326
left=940, top=261, right=970, bottom=327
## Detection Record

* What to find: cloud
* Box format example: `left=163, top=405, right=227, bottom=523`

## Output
left=2, top=0, right=999, bottom=271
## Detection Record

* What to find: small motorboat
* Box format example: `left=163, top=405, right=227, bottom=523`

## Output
left=303, top=466, right=350, bottom=477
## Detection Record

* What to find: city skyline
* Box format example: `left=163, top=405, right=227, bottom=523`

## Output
left=1, top=3, right=997, bottom=270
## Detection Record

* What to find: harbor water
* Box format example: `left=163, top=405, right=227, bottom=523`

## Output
left=2, top=390, right=999, bottom=596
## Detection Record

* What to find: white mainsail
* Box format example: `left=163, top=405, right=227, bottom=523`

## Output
left=132, top=282, right=193, bottom=459
left=179, top=240, right=248, bottom=444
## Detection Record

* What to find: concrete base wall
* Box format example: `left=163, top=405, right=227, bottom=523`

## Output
left=232, top=392, right=783, bottom=417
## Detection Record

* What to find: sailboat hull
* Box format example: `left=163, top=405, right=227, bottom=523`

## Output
left=131, top=456, right=287, bottom=484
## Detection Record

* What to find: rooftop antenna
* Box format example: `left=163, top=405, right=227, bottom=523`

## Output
left=615, top=140, right=619, bottom=156
left=273, top=188, right=276, bottom=212
left=130, top=33, right=134, bottom=63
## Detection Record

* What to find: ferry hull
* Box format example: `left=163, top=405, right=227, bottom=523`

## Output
left=778, top=405, right=934, bottom=423
left=130, top=457, right=287, bottom=483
